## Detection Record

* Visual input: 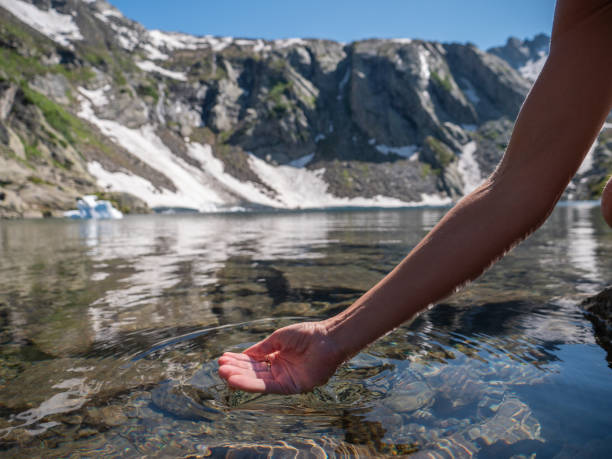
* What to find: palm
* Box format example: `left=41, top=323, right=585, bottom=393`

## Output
left=218, top=322, right=344, bottom=394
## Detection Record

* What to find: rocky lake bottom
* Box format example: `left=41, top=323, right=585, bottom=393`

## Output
left=0, top=204, right=611, bottom=458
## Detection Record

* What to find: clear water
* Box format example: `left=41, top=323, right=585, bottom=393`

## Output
left=0, top=204, right=610, bottom=458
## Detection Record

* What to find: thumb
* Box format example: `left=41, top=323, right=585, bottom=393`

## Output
left=244, top=332, right=279, bottom=358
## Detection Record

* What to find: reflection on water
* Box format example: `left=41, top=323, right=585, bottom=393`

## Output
left=565, top=204, right=603, bottom=292
left=0, top=204, right=611, bottom=457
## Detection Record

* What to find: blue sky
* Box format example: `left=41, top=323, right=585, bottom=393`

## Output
left=108, top=0, right=556, bottom=50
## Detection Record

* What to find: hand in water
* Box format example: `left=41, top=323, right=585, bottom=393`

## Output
left=218, top=322, right=345, bottom=394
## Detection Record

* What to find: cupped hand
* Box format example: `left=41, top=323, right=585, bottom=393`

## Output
left=218, top=321, right=345, bottom=394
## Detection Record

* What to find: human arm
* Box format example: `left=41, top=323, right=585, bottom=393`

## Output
left=219, top=0, right=612, bottom=394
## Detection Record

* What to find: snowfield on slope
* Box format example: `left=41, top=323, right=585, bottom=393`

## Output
left=0, top=0, right=83, bottom=48
left=78, top=93, right=450, bottom=212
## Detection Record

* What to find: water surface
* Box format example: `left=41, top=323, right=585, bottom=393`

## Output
left=0, top=204, right=611, bottom=457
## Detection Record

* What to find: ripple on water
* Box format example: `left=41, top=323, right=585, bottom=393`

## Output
left=1, top=207, right=611, bottom=457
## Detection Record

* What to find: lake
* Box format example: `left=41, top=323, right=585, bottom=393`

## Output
left=0, top=203, right=611, bottom=457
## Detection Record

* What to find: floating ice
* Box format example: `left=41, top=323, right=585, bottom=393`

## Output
left=64, top=195, right=123, bottom=220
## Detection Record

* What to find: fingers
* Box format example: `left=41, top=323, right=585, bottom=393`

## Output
left=218, top=352, right=269, bottom=370
left=218, top=357, right=269, bottom=372
left=219, top=352, right=255, bottom=362
left=218, top=363, right=269, bottom=380
left=217, top=351, right=287, bottom=394
left=218, top=352, right=272, bottom=384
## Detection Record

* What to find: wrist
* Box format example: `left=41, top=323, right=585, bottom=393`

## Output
left=320, top=314, right=360, bottom=363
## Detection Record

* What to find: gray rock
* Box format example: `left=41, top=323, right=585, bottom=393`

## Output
left=582, top=286, right=612, bottom=365
left=444, top=43, right=530, bottom=122
left=30, top=74, right=71, bottom=105
left=0, top=82, right=18, bottom=120
left=488, top=34, right=550, bottom=81
left=383, top=380, right=435, bottom=412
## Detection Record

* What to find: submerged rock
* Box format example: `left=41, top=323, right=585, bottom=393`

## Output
left=582, top=286, right=612, bottom=365
left=411, top=397, right=543, bottom=458
left=383, top=380, right=434, bottom=413
left=0, top=357, right=164, bottom=416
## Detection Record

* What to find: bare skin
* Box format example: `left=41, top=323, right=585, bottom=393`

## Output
left=218, top=0, right=612, bottom=394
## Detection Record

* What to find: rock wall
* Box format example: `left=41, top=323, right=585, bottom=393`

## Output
left=0, top=0, right=609, bottom=217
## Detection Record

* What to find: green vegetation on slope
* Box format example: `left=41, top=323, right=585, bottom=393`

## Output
left=425, top=136, right=454, bottom=169
left=431, top=71, right=452, bottom=92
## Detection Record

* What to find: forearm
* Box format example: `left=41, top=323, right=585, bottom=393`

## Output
left=324, top=1, right=612, bottom=359
left=323, top=176, right=556, bottom=358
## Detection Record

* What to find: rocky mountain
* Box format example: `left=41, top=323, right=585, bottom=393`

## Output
left=488, top=34, right=550, bottom=82
left=0, top=0, right=610, bottom=218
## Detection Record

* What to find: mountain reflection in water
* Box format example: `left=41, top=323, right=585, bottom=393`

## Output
left=0, top=204, right=611, bottom=457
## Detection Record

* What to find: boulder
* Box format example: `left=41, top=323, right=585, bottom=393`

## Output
left=582, top=286, right=612, bottom=366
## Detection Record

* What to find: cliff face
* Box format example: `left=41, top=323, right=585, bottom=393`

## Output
left=0, top=0, right=610, bottom=217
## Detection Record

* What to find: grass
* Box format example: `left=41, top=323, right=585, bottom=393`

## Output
left=52, top=157, right=73, bottom=171
left=0, top=48, right=47, bottom=80
left=94, top=192, right=130, bottom=214
left=589, top=173, right=612, bottom=198
left=21, top=84, right=79, bottom=144
left=420, top=163, right=433, bottom=178
left=425, top=136, right=454, bottom=168
left=27, top=175, right=51, bottom=186
left=24, top=142, right=43, bottom=160
left=218, top=129, right=234, bottom=144
left=0, top=143, right=33, bottom=170
left=136, top=83, right=159, bottom=103
left=268, top=81, right=293, bottom=117
left=82, top=50, right=108, bottom=68
left=21, top=84, right=115, bottom=161
left=52, top=64, right=96, bottom=85
left=431, top=71, right=452, bottom=92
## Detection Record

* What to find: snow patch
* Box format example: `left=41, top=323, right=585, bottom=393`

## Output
left=391, top=38, right=413, bottom=45
left=136, top=61, right=187, bottom=81
left=519, top=50, right=547, bottom=83
left=79, top=95, right=278, bottom=211
left=253, top=39, right=271, bottom=53
left=248, top=154, right=448, bottom=209
left=90, top=5, right=139, bottom=51
left=0, top=0, right=83, bottom=48
left=93, top=6, right=124, bottom=21
left=337, top=69, right=350, bottom=100
left=78, top=91, right=450, bottom=212
left=417, top=47, right=431, bottom=82
left=142, top=43, right=169, bottom=61
left=87, top=162, right=178, bottom=210
left=275, top=38, right=307, bottom=49
left=147, top=30, right=232, bottom=53
left=79, top=98, right=224, bottom=211
left=78, top=85, right=110, bottom=107
left=460, top=78, right=480, bottom=105
left=186, top=143, right=278, bottom=207
left=457, top=141, right=483, bottom=194
left=417, top=193, right=453, bottom=206
left=375, top=144, right=418, bottom=159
